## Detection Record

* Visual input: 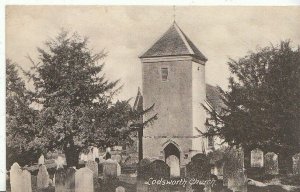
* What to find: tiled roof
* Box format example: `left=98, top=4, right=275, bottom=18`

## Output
left=206, top=84, right=225, bottom=113
left=140, top=22, right=207, bottom=62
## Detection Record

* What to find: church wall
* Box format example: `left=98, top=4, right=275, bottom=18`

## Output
left=191, top=62, right=207, bottom=155
left=142, top=58, right=194, bottom=164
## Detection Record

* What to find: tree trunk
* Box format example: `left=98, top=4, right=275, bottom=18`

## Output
left=64, top=139, right=80, bottom=168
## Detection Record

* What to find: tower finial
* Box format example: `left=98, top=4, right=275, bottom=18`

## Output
left=173, top=5, right=176, bottom=23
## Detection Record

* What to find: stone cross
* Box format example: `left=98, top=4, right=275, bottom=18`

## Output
left=37, top=164, right=50, bottom=189
left=75, top=167, right=94, bottom=192
left=10, top=162, right=23, bottom=192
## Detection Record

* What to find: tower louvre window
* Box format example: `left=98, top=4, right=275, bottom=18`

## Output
left=161, top=67, right=168, bottom=81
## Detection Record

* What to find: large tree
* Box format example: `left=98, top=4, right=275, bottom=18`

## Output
left=22, top=31, right=155, bottom=167
left=6, top=59, right=40, bottom=168
left=204, top=41, right=300, bottom=173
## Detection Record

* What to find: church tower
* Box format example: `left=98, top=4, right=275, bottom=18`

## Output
left=139, top=22, right=208, bottom=176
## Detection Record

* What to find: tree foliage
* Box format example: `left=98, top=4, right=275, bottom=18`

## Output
left=204, top=41, right=300, bottom=155
left=6, top=59, right=40, bottom=168
left=8, top=31, right=156, bottom=167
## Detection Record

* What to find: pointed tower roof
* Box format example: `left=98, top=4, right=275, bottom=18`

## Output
left=140, top=22, right=207, bottom=62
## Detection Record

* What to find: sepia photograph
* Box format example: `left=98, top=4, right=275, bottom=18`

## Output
left=5, top=5, right=300, bottom=192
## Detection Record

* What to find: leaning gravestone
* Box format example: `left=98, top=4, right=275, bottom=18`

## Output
left=251, top=148, right=264, bottom=167
left=292, top=153, right=300, bottom=175
left=116, top=186, right=125, bottom=192
left=10, top=162, right=23, bottom=192
left=22, top=170, right=32, bottom=192
left=75, top=167, right=94, bottom=192
left=103, top=159, right=118, bottom=179
left=224, top=148, right=247, bottom=192
left=65, top=167, right=76, bottom=192
left=264, top=152, right=279, bottom=175
left=37, top=164, right=50, bottom=189
left=55, top=167, right=66, bottom=192
left=86, top=160, right=98, bottom=178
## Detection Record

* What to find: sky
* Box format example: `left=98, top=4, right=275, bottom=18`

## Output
left=6, top=6, right=300, bottom=102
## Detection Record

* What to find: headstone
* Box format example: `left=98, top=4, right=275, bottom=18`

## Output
left=103, top=159, right=118, bottom=179
left=80, top=154, right=85, bottom=161
left=37, top=164, right=50, bottom=189
left=10, top=162, right=23, bottom=192
left=117, top=162, right=121, bottom=176
left=292, top=153, right=300, bottom=175
left=38, top=154, right=45, bottom=165
left=166, top=155, right=180, bottom=177
left=112, top=154, right=122, bottom=163
left=55, top=168, right=66, bottom=192
left=224, top=148, right=247, bottom=192
left=86, top=160, right=98, bottom=178
left=251, top=148, right=264, bottom=167
left=137, top=159, right=170, bottom=192
left=65, top=167, right=76, bottom=192
left=137, top=159, right=170, bottom=180
left=116, top=186, right=125, bottom=192
left=186, top=154, right=210, bottom=180
left=92, top=147, right=99, bottom=160
left=75, top=167, right=94, bottom=192
left=22, top=170, right=32, bottom=192
left=264, top=152, right=279, bottom=175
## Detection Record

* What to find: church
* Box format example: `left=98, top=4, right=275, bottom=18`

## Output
left=134, top=22, right=223, bottom=177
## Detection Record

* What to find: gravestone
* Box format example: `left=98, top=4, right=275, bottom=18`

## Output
left=166, top=155, right=180, bottom=177
left=103, top=159, right=118, bottom=179
left=10, top=162, right=23, bottom=192
left=116, top=186, right=125, bottom=192
left=86, top=160, right=98, bottom=178
left=55, top=167, right=66, bottom=192
left=37, top=164, right=50, bottom=189
left=75, top=167, right=94, bottom=192
left=264, top=152, right=279, bottom=175
left=65, top=167, right=76, bottom=192
left=224, top=148, right=247, bottom=192
left=80, top=154, right=85, bottom=161
left=292, top=153, right=300, bottom=175
left=251, top=148, right=264, bottom=167
left=137, top=159, right=170, bottom=192
left=112, top=154, right=122, bottom=163
left=92, top=147, right=99, bottom=160
left=22, top=170, right=32, bottom=192
left=186, top=154, right=210, bottom=180
left=38, top=154, right=45, bottom=165
left=137, top=159, right=170, bottom=180
left=117, top=162, right=121, bottom=176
